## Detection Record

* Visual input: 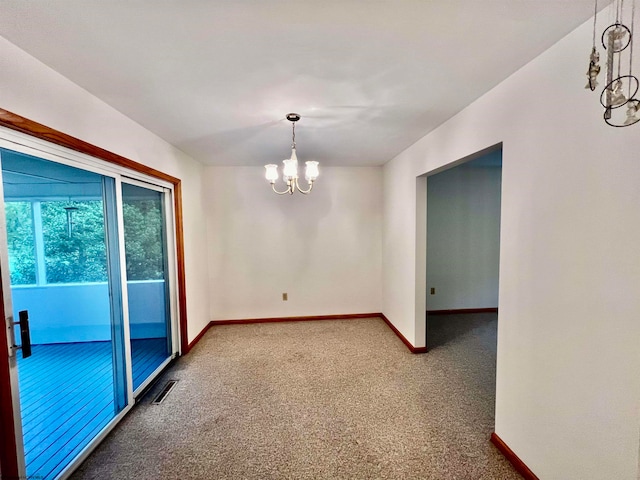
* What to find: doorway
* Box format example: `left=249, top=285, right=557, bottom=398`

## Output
left=425, top=148, right=502, bottom=349
left=423, top=146, right=503, bottom=452
left=121, top=181, right=174, bottom=391
left=0, top=146, right=178, bottom=479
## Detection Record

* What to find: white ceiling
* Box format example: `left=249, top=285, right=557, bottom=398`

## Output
left=0, top=1, right=603, bottom=167
left=1, top=149, right=103, bottom=199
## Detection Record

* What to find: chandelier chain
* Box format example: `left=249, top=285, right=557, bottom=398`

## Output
left=292, top=121, right=296, bottom=149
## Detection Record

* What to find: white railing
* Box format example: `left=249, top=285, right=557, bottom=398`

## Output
left=11, top=280, right=167, bottom=344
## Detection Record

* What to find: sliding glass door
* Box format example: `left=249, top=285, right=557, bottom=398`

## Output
left=122, top=181, right=172, bottom=391
left=0, top=145, right=178, bottom=479
left=0, top=149, right=128, bottom=479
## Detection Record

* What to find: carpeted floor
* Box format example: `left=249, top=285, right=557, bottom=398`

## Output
left=70, top=314, right=520, bottom=479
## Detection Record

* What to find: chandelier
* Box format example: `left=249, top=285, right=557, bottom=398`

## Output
left=264, top=113, right=319, bottom=195
left=586, top=0, right=639, bottom=126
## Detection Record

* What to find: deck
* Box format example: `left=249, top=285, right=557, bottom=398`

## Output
left=17, top=338, right=168, bottom=480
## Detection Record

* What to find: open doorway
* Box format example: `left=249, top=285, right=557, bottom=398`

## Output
left=423, top=145, right=503, bottom=452
left=425, top=147, right=502, bottom=350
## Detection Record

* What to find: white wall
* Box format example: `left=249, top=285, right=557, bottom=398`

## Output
left=382, top=8, right=640, bottom=480
left=426, top=155, right=501, bottom=310
left=0, top=36, right=211, bottom=343
left=205, top=166, right=382, bottom=320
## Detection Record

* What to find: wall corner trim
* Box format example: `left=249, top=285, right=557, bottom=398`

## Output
left=187, top=313, right=427, bottom=354
left=187, top=321, right=214, bottom=351
left=490, top=432, right=539, bottom=480
left=211, top=313, right=381, bottom=326
left=379, top=314, right=428, bottom=353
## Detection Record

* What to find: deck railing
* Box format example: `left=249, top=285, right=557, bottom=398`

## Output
left=11, top=279, right=167, bottom=344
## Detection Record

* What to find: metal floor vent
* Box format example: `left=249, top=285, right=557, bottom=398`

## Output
left=152, top=380, right=178, bottom=404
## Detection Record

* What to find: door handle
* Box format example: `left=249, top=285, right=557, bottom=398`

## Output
left=12, top=310, right=32, bottom=359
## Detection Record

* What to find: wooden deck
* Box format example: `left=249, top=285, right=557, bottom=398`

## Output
left=131, top=337, right=170, bottom=390
left=17, top=338, right=168, bottom=480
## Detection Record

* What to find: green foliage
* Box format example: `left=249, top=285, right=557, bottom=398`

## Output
left=5, top=202, right=36, bottom=285
left=4, top=195, right=165, bottom=286
left=41, top=201, right=108, bottom=283
left=122, top=199, right=165, bottom=281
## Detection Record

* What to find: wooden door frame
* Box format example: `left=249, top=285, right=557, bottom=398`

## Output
left=0, top=282, right=19, bottom=479
left=0, top=108, right=191, bottom=479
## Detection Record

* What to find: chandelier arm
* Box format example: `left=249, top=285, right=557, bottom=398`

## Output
left=271, top=182, right=292, bottom=195
left=295, top=178, right=314, bottom=194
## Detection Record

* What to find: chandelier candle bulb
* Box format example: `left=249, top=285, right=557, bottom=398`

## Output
left=283, top=159, right=298, bottom=179
left=305, top=161, right=319, bottom=182
left=265, top=164, right=279, bottom=182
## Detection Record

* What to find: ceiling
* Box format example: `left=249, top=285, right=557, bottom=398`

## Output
left=0, top=1, right=603, bottom=167
left=1, top=149, right=103, bottom=199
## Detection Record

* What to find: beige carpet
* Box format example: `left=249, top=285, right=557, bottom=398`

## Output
left=70, top=315, right=520, bottom=479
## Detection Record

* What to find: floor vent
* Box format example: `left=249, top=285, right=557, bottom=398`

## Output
left=152, top=380, right=178, bottom=404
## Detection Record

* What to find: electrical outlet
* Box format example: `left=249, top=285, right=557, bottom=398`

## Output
left=430, top=287, right=435, bottom=295
left=282, top=292, right=288, bottom=301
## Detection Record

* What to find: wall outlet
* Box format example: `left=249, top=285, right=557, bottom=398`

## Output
left=282, top=292, right=288, bottom=301
left=430, top=287, right=435, bottom=295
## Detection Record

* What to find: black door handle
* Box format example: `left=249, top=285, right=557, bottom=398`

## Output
left=14, top=310, right=32, bottom=359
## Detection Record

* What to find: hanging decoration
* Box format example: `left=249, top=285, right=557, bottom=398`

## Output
left=264, top=113, right=319, bottom=195
left=64, top=205, right=78, bottom=237
left=586, top=0, right=639, bottom=126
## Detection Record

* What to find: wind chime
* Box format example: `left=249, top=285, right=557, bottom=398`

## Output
left=64, top=204, right=78, bottom=237
left=586, top=0, right=639, bottom=126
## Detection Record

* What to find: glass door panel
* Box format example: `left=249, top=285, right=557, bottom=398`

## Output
left=121, top=182, right=172, bottom=391
left=0, top=148, right=127, bottom=480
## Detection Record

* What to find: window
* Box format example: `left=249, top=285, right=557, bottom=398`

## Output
left=41, top=200, right=107, bottom=283
left=5, top=200, right=109, bottom=285
left=5, top=198, right=167, bottom=285
left=5, top=201, right=36, bottom=285
left=122, top=192, right=165, bottom=281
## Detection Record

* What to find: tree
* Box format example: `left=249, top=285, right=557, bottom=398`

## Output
left=5, top=202, right=36, bottom=285
left=41, top=201, right=108, bottom=283
left=122, top=199, right=165, bottom=281
left=5, top=197, right=165, bottom=285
